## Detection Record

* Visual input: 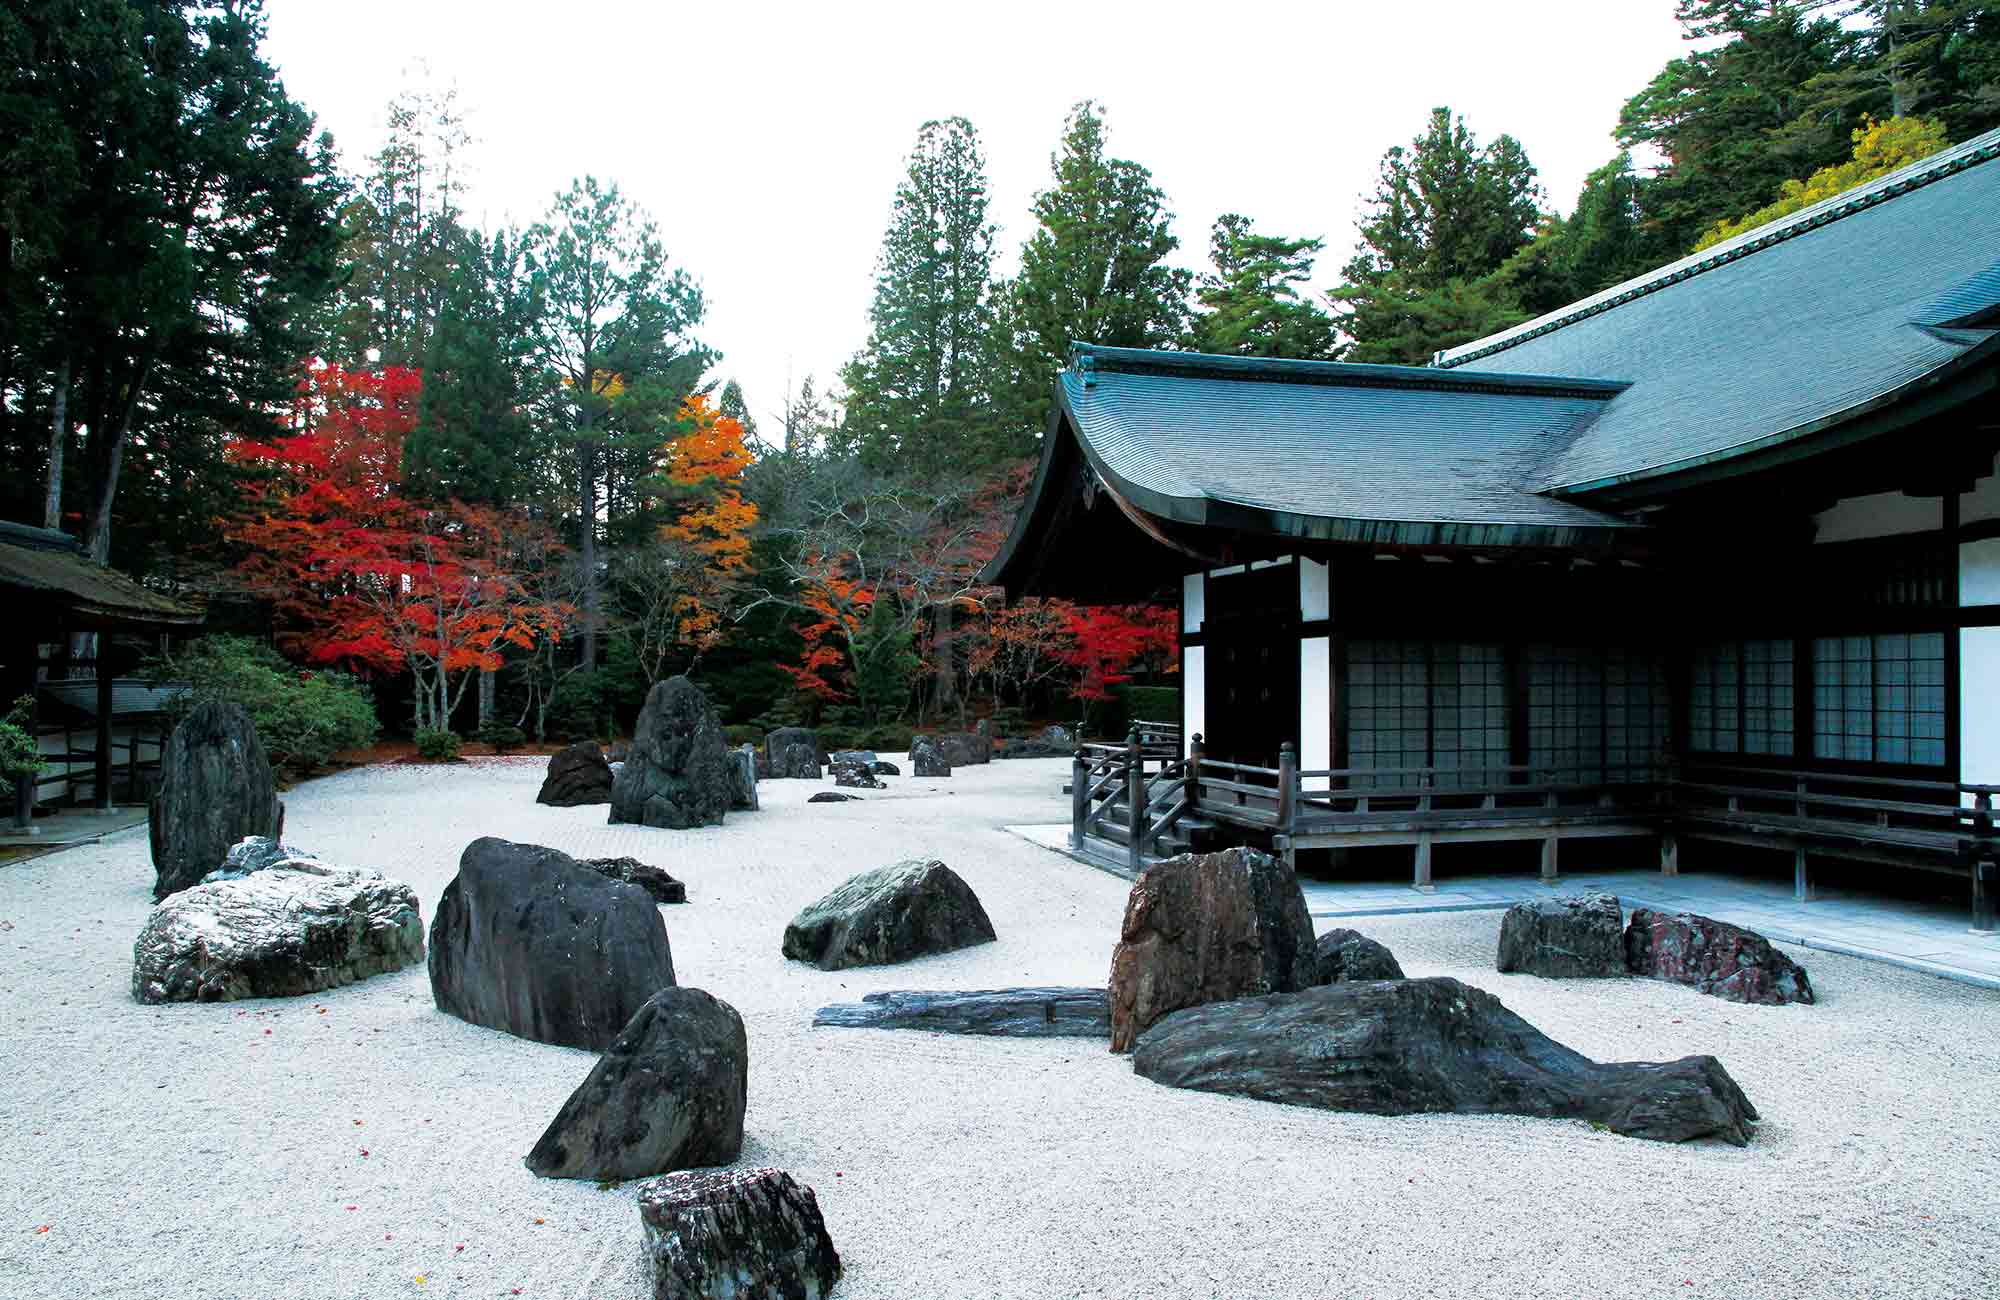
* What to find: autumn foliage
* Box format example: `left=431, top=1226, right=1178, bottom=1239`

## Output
left=232, top=362, right=572, bottom=729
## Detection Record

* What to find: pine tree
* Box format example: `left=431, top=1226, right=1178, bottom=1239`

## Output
left=1331, top=107, right=1546, bottom=364
left=719, top=379, right=758, bottom=443
left=994, top=102, right=1190, bottom=436
left=839, top=116, right=1000, bottom=479
left=1185, top=214, right=1338, bottom=359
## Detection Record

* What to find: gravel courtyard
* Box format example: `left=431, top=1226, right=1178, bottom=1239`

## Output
left=2, top=755, right=1996, bottom=1300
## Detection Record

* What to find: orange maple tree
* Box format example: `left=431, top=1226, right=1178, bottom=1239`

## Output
left=233, top=362, right=572, bottom=731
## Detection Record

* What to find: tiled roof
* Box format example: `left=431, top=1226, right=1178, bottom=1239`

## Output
left=0, top=521, right=202, bottom=627
left=1439, top=125, right=2000, bottom=493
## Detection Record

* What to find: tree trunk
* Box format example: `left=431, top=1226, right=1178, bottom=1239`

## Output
left=43, top=353, right=71, bottom=531
left=932, top=603, right=957, bottom=722
left=83, top=355, right=153, bottom=564
left=579, top=439, right=599, bottom=671
left=478, top=668, right=496, bottom=727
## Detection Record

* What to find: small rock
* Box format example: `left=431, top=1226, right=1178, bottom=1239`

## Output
left=909, top=735, right=951, bottom=778
left=638, top=1168, right=841, bottom=1300
left=527, top=988, right=746, bottom=1181
left=537, top=742, right=613, bottom=807
left=870, top=761, right=899, bottom=777
left=1624, top=907, right=1814, bottom=1005
left=203, top=835, right=321, bottom=883
left=782, top=859, right=996, bottom=970
left=808, top=792, right=860, bottom=804
left=1497, top=892, right=1628, bottom=979
left=830, top=760, right=884, bottom=790
left=1309, top=928, right=1405, bottom=984
left=579, top=856, right=687, bottom=905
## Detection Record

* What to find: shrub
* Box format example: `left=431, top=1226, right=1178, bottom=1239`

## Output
left=147, top=636, right=378, bottom=773
left=722, top=724, right=762, bottom=748
left=1119, top=685, right=1182, bottom=728
left=0, top=695, right=44, bottom=780
left=413, top=727, right=463, bottom=762
left=544, top=674, right=615, bottom=743
left=476, top=721, right=526, bottom=753
left=860, top=724, right=915, bottom=753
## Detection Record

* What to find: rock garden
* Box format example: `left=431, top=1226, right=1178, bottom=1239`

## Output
left=3, top=731, right=1994, bottom=1299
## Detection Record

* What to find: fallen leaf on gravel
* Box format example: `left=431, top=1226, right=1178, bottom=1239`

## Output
left=360, top=1149, right=369, bottom=1157
left=33, top=1225, right=50, bottom=1234
left=345, top=1205, right=358, bottom=1211
left=532, top=1217, right=545, bottom=1225
left=454, top=1244, right=464, bottom=1252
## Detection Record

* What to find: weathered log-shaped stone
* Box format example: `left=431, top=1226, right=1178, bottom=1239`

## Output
left=611, top=678, right=734, bottom=830
left=763, top=728, right=821, bottom=779
left=148, top=700, right=284, bottom=900
left=537, top=742, right=613, bottom=807
left=429, top=837, right=676, bottom=1050
left=910, top=735, right=951, bottom=778
left=639, top=1167, right=841, bottom=1300
left=1497, top=892, right=1628, bottom=978
left=1107, top=847, right=1315, bottom=1052
left=827, top=749, right=876, bottom=767
left=830, top=760, right=883, bottom=789
left=807, top=792, right=860, bottom=804
left=1309, top=928, right=1405, bottom=984
left=133, top=863, right=423, bottom=1003
left=813, top=987, right=1109, bottom=1037
left=527, top=987, right=747, bottom=1181
left=580, top=856, right=687, bottom=905
left=1133, top=977, right=1759, bottom=1145
left=782, top=859, right=996, bottom=970
left=1624, top=907, right=1815, bottom=1005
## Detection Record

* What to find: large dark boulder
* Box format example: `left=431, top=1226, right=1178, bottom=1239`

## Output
left=133, top=862, right=423, bottom=1003
left=639, top=1168, right=841, bottom=1300
left=1497, top=892, right=1628, bottom=979
left=781, top=859, right=996, bottom=970
left=611, top=677, right=734, bottom=830
left=813, top=987, right=1109, bottom=1038
left=580, top=856, right=687, bottom=905
left=1309, top=928, right=1405, bottom=984
left=763, top=727, right=821, bottom=780
left=1133, top=976, right=1759, bottom=1145
left=537, top=742, right=613, bottom=807
left=910, top=735, right=951, bottom=778
left=1107, top=847, right=1315, bottom=1052
left=527, top=987, right=747, bottom=1181
left=1624, top=907, right=1815, bottom=1005
left=148, top=700, right=285, bottom=900
left=429, top=837, right=676, bottom=1050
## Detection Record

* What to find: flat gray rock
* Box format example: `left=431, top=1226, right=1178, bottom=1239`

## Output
left=813, top=987, right=1109, bottom=1037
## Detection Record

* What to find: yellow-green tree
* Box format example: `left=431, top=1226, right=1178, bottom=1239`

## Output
left=1693, top=115, right=1950, bottom=252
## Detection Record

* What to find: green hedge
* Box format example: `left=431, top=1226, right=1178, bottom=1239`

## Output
left=147, top=636, right=378, bottom=773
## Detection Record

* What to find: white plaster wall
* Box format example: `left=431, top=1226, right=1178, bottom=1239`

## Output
left=1300, top=636, right=1331, bottom=793
left=1812, top=490, right=1942, bottom=544
left=1960, top=628, right=2000, bottom=789
left=1963, top=474, right=2000, bottom=527
left=1300, top=557, right=1330, bottom=621
left=1960, top=538, right=2000, bottom=606
left=1183, top=645, right=1207, bottom=752
left=1182, top=571, right=1204, bottom=634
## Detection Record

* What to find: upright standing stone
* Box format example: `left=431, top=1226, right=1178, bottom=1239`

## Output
left=611, top=677, right=734, bottom=830
left=730, top=745, right=759, bottom=812
left=639, top=1168, right=841, bottom=1300
left=910, top=735, right=951, bottom=778
left=429, top=837, right=676, bottom=1050
left=763, top=727, right=821, bottom=779
left=1496, top=893, right=1628, bottom=979
left=1107, top=847, right=1316, bottom=1052
left=148, top=700, right=284, bottom=901
left=527, top=987, right=748, bottom=1181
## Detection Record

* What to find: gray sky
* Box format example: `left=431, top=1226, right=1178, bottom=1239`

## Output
left=262, top=0, right=1689, bottom=428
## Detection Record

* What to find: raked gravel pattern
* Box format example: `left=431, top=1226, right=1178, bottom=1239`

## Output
left=1, top=755, right=1996, bottom=1299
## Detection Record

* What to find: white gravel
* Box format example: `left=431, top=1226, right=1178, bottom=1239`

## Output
left=1, top=754, right=1996, bottom=1300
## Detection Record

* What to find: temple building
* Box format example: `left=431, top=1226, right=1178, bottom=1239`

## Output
left=985, top=127, right=2000, bottom=926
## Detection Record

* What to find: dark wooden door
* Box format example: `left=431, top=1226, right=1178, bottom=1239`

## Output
left=1202, top=563, right=1301, bottom=769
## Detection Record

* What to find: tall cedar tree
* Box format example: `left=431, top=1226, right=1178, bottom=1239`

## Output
left=522, top=176, right=713, bottom=670
left=1186, top=214, right=1339, bottom=358
left=318, top=84, right=471, bottom=368
left=404, top=228, right=546, bottom=505
left=7, top=0, right=342, bottom=564
left=1331, top=107, right=1545, bottom=364
left=994, top=102, right=1189, bottom=441
left=839, top=117, right=1000, bottom=479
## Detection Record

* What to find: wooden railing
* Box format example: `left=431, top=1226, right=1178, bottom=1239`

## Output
left=1064, top=730, right=2000, bottom=926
